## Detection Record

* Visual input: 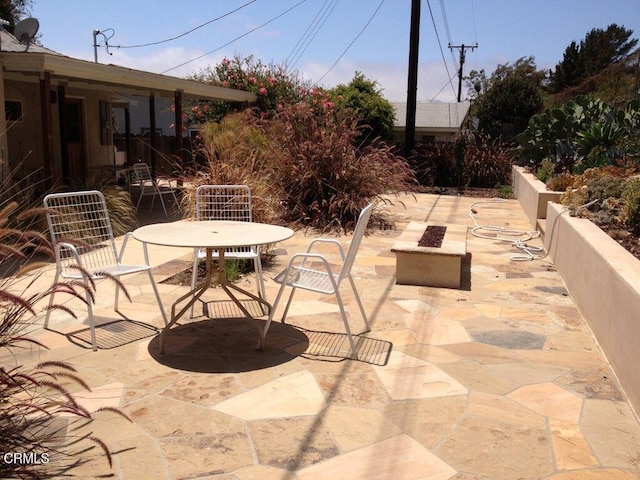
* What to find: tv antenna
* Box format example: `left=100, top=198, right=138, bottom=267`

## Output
left=14, top=17, right=39, bottom=51
left=93, top=28, right=114, bottom=63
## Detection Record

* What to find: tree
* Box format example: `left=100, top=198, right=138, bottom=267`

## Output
left=0, top=0, right=33, bottom=31
left=466, top=56, right=545, bottom=139
left=330, top=72, right=396, bottom=143
left=550, top=24, right=638, bottom=92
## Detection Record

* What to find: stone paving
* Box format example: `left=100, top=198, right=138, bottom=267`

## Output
left=4, top=193, right=640, bottom=479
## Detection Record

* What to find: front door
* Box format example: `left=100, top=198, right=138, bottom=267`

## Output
left=61, top=98, right=86, bottom=181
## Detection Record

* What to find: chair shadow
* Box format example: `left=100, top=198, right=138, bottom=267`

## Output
left=285, top=327, right=393, bottom=366
left=64, top=318, right=160, bottom=350
left=147, top=318, right=309, bottom=374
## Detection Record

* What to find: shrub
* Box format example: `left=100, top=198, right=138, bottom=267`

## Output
left=536, top=158, right=556, bottom=183
left=546, top=173, right=575, bottom=192
left=622, top=177, right=640, bottom=234
left=263, top=103, right=416, bottom=231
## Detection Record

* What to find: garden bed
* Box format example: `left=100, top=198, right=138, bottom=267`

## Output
left=512, top=166, right=563, bottom=226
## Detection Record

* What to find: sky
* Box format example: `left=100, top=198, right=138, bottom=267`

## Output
left=28, top=0, right=640, bottom=104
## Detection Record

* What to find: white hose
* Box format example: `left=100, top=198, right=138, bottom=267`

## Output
left=469, top=198, right=544, bottom=261
left=469, top=197, right=600, bottom=262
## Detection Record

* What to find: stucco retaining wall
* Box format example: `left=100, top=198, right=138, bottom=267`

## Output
left=545, top=201, right=640, bottom=415
left=512, top=165, right=563, bottom=227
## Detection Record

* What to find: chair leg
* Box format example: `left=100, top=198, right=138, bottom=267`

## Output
left=259, top=280, right=289, bottom=349
left=348, top=274, right=370, bottom=332
left=146, top=269, right=168, bottom=326
left=43, top=270, right=61, bottom=330
left=334, top=288, right=359, bottom=360
left=157, top=190, right=168, bottom=216
left=281, top=286, right=297, bottom=323
left=84, top=284, right=98, bottom=352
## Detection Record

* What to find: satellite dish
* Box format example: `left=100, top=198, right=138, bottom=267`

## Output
left=14, top=17, right=39, bottom=50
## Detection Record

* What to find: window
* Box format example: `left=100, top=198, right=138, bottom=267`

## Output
left=5, top=100, right=23, bottom=122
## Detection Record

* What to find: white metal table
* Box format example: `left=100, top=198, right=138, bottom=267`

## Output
left=133, top=220, right=294, bottom=353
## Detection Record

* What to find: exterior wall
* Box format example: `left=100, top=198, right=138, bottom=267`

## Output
left=4, top=80, right=45, bottom=181
left=4, top=79, right=115, bottom=184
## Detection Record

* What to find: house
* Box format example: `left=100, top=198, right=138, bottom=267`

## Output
left=392, top=101, right=471, bottom=144
left=0, top=24, right=255, bottom=189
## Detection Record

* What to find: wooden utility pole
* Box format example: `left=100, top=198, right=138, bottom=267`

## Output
left=449, top=43, right=478, bottom=102
left=404, top=0, right=421, bottom=157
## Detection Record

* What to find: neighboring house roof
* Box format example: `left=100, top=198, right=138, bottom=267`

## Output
left=392, top=101, right=471, bottom=132
left=0, top=28, right=256, bottom=103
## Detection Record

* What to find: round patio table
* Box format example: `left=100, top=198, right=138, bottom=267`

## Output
left=133, top=220, right=294, bottom=353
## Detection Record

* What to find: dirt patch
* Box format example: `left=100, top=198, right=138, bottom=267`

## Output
left=418, top=225, right=446, bottom=248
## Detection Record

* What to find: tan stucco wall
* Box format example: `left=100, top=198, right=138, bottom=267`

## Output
left=545, top=201, right=640, bottom=416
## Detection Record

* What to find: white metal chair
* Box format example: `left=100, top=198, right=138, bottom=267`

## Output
left=131, top=162, right=179, bottom=217
left=190, top=185, right=266, bottom=316
left=43, top=190, right=168, bottom=350
left=261, top=203, right=373, bottom=359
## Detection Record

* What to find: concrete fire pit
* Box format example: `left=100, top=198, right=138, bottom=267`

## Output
left=391, top=221, right=467, bottom=288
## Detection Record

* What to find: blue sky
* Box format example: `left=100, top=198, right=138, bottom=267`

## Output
left=30, top=0, right=640, bottom=103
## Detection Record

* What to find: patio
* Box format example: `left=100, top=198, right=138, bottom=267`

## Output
left=6, top=193, right=640, bottom=479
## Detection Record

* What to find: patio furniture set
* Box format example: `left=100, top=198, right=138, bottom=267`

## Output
left=42, top=185, right=373, bottom=359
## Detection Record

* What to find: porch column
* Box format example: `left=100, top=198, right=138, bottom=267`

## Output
left=174, top=90, right=183, bottom=171
left=148, top=93, right=157, bottom=171
left=57, top=85, right=69, bottom=179
left=40, top=72, right=56, bottom=188
left=0, top=65, right=8, bottom=184
left=124, top=106, right=131, bottom=164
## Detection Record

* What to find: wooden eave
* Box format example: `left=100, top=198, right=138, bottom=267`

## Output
left=0, top=51, right=256, bottom=102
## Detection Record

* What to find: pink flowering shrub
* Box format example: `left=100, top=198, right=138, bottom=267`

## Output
left=185, top=55, right=309, bottom=125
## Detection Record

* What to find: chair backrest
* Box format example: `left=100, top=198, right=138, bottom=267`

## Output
left=43, top=190, right=119, bottom=275
left=195, top=185, right=252, bottom=222
left=132, top=163, right=154, bottom=185
left=339, top=203, right=373, bottom=281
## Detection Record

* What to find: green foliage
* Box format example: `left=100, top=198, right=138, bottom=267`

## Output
left=514, top=96, right=640, bottom=174
left=0, top=0, right=33, bottom=29
left=185, top=54, right=308, bottom=125
left=550, top=24, right=638, bottom=92
left=330, top=72, right=396, bottom=143
left=622, top=177, right=640, bottom=234
left=466, top=57, right=545, bottom=138
left=536, top=159, right=556, bottom=183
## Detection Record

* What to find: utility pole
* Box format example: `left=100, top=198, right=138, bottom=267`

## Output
left=404, top=0, right=421, bottom=157
left=449, top=43, right=478, bottom=102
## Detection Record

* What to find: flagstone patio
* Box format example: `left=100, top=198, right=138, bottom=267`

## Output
left=5, top=193, right=640, bottom=479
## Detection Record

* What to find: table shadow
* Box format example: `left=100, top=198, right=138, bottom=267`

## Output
left=147, top=318, right=309, bottom=373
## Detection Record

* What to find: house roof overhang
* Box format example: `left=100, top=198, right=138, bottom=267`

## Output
left=0, top=51, right=256, bottom=103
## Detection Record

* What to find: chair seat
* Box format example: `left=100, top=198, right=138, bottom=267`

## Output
left=195, top=249, right=258, bottom=261
left=273, top=265, right=340, bottom=294
left=61, top=263, right=150, bottom=280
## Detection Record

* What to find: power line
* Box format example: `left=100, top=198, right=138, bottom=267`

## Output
left=162, top=0, right=309, bottom=74
left=438, top=0, right=458, bottom=70
left=285, top=0, right=339, bottom=70
left=426, top=0, right=457, bottom=99
left=113, top=1, right=258, bottom=49
left=317, top=0, right=384, bottom=83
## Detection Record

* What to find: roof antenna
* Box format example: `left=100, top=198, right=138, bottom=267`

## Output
left=14, top=17, right=39, bottom=51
